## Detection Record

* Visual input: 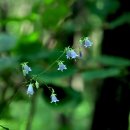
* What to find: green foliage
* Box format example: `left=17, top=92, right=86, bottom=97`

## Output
left=0, top=56, right=18, bottom=71
left=42, top=4, right=69, bottom=29
left=0, top=0, right=129, bottom=130
left=82, top=68, right=121, bottom=81
left=82, top=55, right=130, bottom=80
left=109, top=13, right=130, bottom=29
left=95, top=55, right=130, bottom=67
left=0, top=33, right=17, bottom=52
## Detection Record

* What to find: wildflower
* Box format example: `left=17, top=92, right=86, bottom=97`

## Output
left=66, top=49, right=72, bottom=59
left=84, top=37, right=93, bottom=48
left=35, top=81, right=39, bottom=89
left=57, top=61, right=67, bottom=72
left=70, top=50, right=79, bottom=59
left=27, top=83, right=34, bottom=96
left=66, top=47, right=79, bottom=59
left=22, top=62, right=32, bottom=76
left=50, top=93, right=59, bottom=103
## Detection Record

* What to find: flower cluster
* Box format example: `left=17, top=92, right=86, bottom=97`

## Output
left=21, top=63, right=59, bottom=103
left=21, top=36, right=93, bottom=104
left=57, top=37, right=93, bottom=72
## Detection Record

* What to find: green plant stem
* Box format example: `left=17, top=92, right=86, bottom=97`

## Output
left=34, top=51, right=65, bottom=77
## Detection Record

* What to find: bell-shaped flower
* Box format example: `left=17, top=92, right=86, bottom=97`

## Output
left=84, top=37, right=93, bottom=48
left=66, top=50, right=72, bottom=59
left=27, top=83, right=34, bottom=96
left=66, top=47, right=79, bottom=59
left=57, top=61, right=67, bottom=72
left=22, top=62, right=32, bottom=76
left=70, top=50, right=79, bottom=59
left=50, top=93, right=59, bottom=103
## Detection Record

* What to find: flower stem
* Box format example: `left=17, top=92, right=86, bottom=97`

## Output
left=36, top=50, right=65, bottom=77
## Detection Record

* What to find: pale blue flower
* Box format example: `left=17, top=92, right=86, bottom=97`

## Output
left=66, top=48, right=79, bottom=59
left=66, top=50, right=72, bottom=59
left=27, top=83, right=34, bottom=96
left=51, top=94, right=59, bottom=103
left=70, top=50, right=79, bottom=59
left=84, top=37, right=93, bottom=48
left=22, top=63, right=32, bottom=76
left=57, top=62, right=67, bottom=72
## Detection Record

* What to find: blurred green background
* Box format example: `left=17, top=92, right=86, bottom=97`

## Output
left=0, top=0, right=130, bottom=130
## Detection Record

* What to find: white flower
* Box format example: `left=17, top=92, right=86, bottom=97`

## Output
left=66, top=50, right=72, bottom=59
left=84, top=37, right=93, bottom=48
left=22, top=63, right=32, bottom=76
left=50, top=94, right=59, bottom=103
left=70, top=50, right=79, bottom=59
left=57, top=62, right=67, bottom=72
left=66, top=48, right=79, bottom=59
left=27, top=83, right=34, bottom=96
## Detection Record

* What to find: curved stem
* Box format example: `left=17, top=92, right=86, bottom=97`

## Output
left=35, top=50, right=65, bottom=77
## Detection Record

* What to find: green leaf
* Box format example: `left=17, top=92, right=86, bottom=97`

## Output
left=0, top=33, right=17, bottom=52
left=82, top=68, right=121, bottom=80
left=42, top=5, right=69, bottom=29
left=0, top=57, right=18, bottom=71
left=95, top=55, right=130, bottom=67
left=14, top=40, right=64, bottom=61
left=109, top=13, right=130, bottom=29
